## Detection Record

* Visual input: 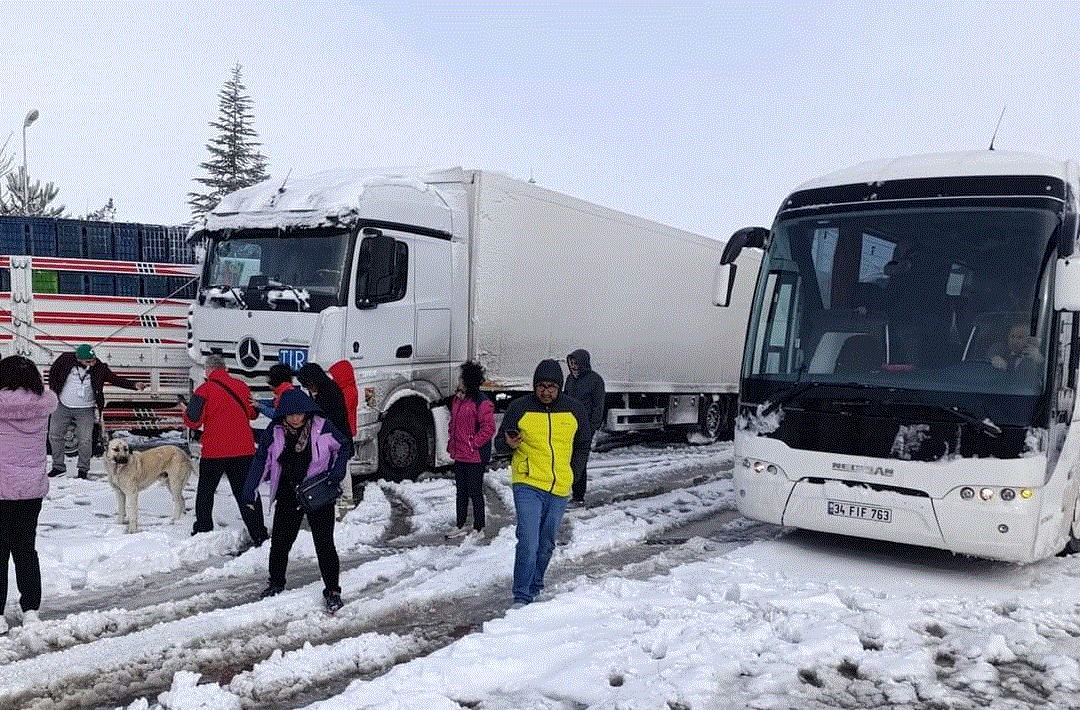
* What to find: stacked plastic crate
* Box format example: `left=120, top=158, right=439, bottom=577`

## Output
left=142, top=225, right=171, bottom=297
left=85, top=221, right=114, bottom=295
left=54, top=219, right=85, bottom=293
left=0, top=218, right=27, bottom=292
left=114, top=223, right=141, bottom=296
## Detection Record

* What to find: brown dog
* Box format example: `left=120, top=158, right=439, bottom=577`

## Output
left=104, top=438, right=194, bottom=533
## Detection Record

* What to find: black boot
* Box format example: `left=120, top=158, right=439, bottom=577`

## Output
left=323, top=590, right=343, bottom=614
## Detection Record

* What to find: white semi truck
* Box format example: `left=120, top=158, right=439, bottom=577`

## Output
left=188, top=168, right=759, bottom=483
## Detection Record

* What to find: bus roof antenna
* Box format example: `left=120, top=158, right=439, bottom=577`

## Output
left=988, top=106, right=1006, bottom=150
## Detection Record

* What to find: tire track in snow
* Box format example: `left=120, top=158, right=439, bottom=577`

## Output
left=3, top=444, right=751, bottom=709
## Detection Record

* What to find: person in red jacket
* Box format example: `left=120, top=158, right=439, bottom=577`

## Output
left=183, top=354, right=268, bottom=544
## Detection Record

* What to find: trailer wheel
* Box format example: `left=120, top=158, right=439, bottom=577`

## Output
left=699, top=399, right=722, bottom=442
left=378, top=408, right=428, bottom=482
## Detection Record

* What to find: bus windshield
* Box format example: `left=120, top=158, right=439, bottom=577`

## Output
left=198, top=227, right=352, bottom=312
left=742, top=203, right=1059, bottom=427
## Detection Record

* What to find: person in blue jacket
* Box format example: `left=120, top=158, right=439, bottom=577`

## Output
left=243, top=388, right=349, bottom=613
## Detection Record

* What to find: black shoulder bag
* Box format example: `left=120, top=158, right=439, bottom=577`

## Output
left=297, top=470, right=342, bottom=513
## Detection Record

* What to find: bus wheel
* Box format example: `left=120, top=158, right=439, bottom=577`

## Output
left=378, top=409, right=428, bottom=482
left=1059, top=535, right=1080, bottom=556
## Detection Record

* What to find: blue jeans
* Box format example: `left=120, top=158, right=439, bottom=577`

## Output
left=512, top=483, right=569, bottom=604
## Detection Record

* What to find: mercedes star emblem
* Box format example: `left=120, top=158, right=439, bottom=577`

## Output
left=236, top=337, right=261, bottom=370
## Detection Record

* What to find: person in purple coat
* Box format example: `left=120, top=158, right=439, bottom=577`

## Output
left=242, top=388, right=349, bottom=613
left=0, top=355, right=58, bottom=631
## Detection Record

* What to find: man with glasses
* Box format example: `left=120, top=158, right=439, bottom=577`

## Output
left=47, top=344, right=146, bottom=479
left=495, top=359, right=591, bottom=609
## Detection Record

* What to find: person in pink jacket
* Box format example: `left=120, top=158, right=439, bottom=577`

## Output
left=0, top=355, right=58, bottom=632
left=444, top=361, right=495, bottom=540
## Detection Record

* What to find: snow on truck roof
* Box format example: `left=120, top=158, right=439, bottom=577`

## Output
left=196, top=167, right=466, bottom=232
left=795, top=150, right=1073, bottom=192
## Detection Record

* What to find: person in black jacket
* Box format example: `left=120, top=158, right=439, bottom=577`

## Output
left=296, top=363, right=351, bottom=446
left=47, top=344, right=146, bottom=479
left=564, top=349, right=605, bottom=504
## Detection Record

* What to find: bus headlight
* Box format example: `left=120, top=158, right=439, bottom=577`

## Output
left=960, top=487, right=975, bottom=500
left=979, top=488, right=994, bottom=501
left=1020, top=488, right=1033, bottom=499
left=753, top=461, right=766, bottom=473
left=1000, top=488, right=1016, bottom=501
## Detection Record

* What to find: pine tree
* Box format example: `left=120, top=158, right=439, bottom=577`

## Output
left=0, top=131, right=13, bottom=183
left=84, top=197, right=116, bottom=221
left=0, top=167, right=66, bottom=216
left=188, top=62, right=270, bottom=218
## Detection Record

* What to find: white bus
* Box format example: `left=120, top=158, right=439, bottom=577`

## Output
left=715, top=150, right=1080, bottom=562
left=0, top=217, right=199, bottom=436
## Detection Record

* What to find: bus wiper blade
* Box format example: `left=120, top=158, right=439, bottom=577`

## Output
left=761, top=382, right=816, bottom=416
left=918, top=402, right=1002, bottom=437
left=761, top=381, right=884, bottom=417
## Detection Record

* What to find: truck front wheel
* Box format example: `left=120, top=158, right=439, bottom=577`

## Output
left=378, top=409, right=429, bottom=482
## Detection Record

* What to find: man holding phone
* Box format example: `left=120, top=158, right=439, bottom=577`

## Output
left=495, top=359, right=591, bottom=608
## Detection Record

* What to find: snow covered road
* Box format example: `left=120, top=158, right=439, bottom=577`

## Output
left=1, top=440, right=748, bottom=709
left=7, top=439, right=1080, bottom=710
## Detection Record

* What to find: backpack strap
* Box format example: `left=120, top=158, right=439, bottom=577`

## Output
left=209, top=378, right=249, bottom=415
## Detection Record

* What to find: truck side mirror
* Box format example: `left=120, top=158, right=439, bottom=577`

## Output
left=1056, top=256, right=1080, bottom=311
left=713, top=263, right=737, bottom=307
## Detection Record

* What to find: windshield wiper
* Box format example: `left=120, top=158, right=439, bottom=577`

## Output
left=905, top=402, right=1002, bottom=437
left=761, top=381, right=885, bottom=417
left=204, top=284, right=247, bottom=309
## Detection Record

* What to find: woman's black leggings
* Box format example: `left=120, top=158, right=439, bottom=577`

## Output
left=268, top=483, right=340, bottom=594
left=0, top=498, right=43, bottom=613
left=454, top=461, right=485, bottom=530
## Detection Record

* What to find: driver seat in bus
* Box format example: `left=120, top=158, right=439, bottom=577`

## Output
left=834, top=333, right=885, bottom=374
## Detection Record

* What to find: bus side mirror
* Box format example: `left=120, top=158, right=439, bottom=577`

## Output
left=1055, top=257, right=1080, bottom=311
left=721, top=226, right=768, bottom=265
left=1061, top=213, right=1077, bottom=258
left=713, top=263, right=737, bottom=307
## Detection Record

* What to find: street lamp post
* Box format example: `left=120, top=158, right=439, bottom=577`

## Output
left=22, top=109, right=38, bottom=215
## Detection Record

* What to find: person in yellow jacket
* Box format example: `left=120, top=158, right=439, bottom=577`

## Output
left=495, top=359, right=591, bottom=607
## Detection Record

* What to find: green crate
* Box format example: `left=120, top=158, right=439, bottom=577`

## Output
left=32, top=269, right=58, bottom=294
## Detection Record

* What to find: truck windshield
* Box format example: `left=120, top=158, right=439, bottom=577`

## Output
left=198, top=227, right=351, bottom=312
left=742, top=201, right=1059, bottom=427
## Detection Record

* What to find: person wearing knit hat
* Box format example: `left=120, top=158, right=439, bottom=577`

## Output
left=494, top=359, right=591, bottom=609
left=47, top=345, right=146, bottom=479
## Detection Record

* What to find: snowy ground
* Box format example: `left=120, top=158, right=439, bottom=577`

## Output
left=4, top=439, right=1080, bottom=709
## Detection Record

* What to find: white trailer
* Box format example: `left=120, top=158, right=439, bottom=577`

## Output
left=189, top=168, right=759, bottom=483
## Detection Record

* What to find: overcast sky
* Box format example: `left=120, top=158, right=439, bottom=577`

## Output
left=4, top=1, right=1080, bottom=238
